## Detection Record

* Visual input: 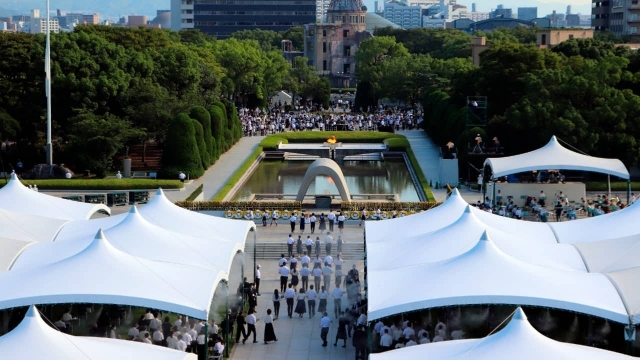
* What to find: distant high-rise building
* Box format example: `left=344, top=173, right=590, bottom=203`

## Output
left=66, top=13, right=84, bottom=27
left=171, top=0, right=315, bottom=38
left=472, top=3, right=476, bottom=12
left=566, top=5, right=572, bottom=15
left=56, top=9, right=62, bottom=17
left=31, top=18, right=59, bottom=34
left=317, top=0, right=331, bottom=22
left=470, top=12, right=490, bottom=21
left=30, top=9, right=40, bottom=20
left=128, top=15, right=148, bottom=27
left=12, top=15, right=30, bottom=22
left=384, top=2, right=422, bottom=28
left=517, top=7, right=537, bottom=21
left=56, top=16, right=67, bottom=29
left=83, top=14, right=99, bottom=25
left=491, top=5, right=512, bottom=19
left=566, top=14, right=580, bottom=27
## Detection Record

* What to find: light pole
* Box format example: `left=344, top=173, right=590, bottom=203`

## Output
left=251, top=227, right=257, bottom=284
left=45, top=0, right=53, bottom=165
left=224, top=280, right=229, bottom=358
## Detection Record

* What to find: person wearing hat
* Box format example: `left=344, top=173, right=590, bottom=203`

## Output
left=255, top=265, right=261, bottom=296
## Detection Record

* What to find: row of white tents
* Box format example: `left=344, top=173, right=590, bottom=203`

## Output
left=0, top=172, right=254, bottom=358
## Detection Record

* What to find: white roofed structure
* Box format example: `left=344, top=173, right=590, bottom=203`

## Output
left=0, top=305, right=196, bottom=360
left=0, top=172, right=110, bottom=220
left=367, top=232, right=629, bottom=323
left=0, top=230, right=223, bottom=319
left=483, top=136, right=629, bottom=179
left=369, top=308, right=633, bottom=360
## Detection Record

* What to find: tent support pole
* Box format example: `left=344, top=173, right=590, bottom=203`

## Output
left=225, top=281, right=229, bottom=358
left=204, top=321, right=209, bottom=359
left=608, top=175, right=611, bottom=198
left=253, top=228, right=257, bottom=284
left=492, top=179, right=496, bottom=208
left=627, top=179, right=631, bottom=205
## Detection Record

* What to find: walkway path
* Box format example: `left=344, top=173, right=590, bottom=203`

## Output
left=165, top=136, right=265, bottom=202
left=396, top=130, right=441, bottom=187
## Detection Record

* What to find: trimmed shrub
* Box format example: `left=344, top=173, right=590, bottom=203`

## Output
left=192, top=119, right=210, bottom=169
left=224, top=128, right=233, bottom=151
left=211, top=137, right=218, bottom=163
left=190, top=106, right=215, bottom=165
left=208, top=105, right=225, bottom=157
left=161, top=113, right=204, bottom=179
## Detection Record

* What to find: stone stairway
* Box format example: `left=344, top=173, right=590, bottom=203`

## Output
left=244, top=242, right=365, bottom=260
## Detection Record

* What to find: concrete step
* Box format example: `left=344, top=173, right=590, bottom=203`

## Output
left=245, top=242, right=365, bottom=260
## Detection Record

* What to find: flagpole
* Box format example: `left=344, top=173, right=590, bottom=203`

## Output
left=45, top=0, right=53, bottom=165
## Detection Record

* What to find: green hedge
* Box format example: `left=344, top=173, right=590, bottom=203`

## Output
left=176, top=200, right=302, bottom=211
left=185, top=184, right=204, bottom=201
left=211, top=147, right=264, bottom=201
left=6, top=179, right=184, bottom=190
left=161, top=113, right=204, bottom=179
left=260, top=132, right=405, bottom=151
left=585, top=182, right=637, bottom=192
left=192, top=120, right=211, bottom=168
left=190, top=106, right=215, bottom=165
left=331, top=88, right=356, bottom=93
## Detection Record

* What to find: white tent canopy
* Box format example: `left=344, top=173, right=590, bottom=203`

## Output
left=369, top=206, right=585, bottom=272
left=483, top=136, right=629, bottom=179
left=0, top=230, right=223, bottom=319
left=0, top=172, right=111, bottom=220
left=0, top=305, right=196, bottom=360
left=0, top=208, right=68, bottom=270
left=367, top=232, right=629, bottom=323
left=14, top=206, right=243, bottom=276
left=370, top=308, right=633, bottom=360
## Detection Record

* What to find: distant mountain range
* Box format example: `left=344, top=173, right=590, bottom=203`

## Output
left=1, top=0, right=169, bottom=20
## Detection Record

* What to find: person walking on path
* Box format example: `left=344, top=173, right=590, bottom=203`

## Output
left=296, top=236, right=303, bottom=257
left=320, top=312, right=332, bottom=347
left=285, top=284, right=296, bottom=318
left=255, top=265, right=261, bottom=296
left=287, top=235, right=295, bottom=258
left=322, top=263, right=332, bottom=290
left=272, top=290, right=281, bottom=319
left=305, top=236, right=313, bottom=255
left=299, top=213, right=306, bottom=234
left=310, top=213, right=317, bottom=234
left=353, top=324, right=367, bottom=359
left=279, top=263, right=290, bottom=293
left=315, top=236, right=321, bottom=257
left=313, top=266, right=322, bottom=291
left=335, top=261, right=343, bottom=289
left=359, top=208, right=367, bottom=227
left=305, top=214, right=311, bottom=233
left=334, top=312, right=348, bottom=347
left=242, top=310, right=257, bottom=344
left=337, top=213, right=345, bottom=234
left=324, top=232, right=333, bottom=256
left=300, top=265, right=310, bottom=292
left=318, top=286, right=328, bottom=314
left=270, top=210, right=278, bottom=226
left=319, top=213, right=326, bottom=232
left=327, top=210, right=336, bottom=232
left=307, top=285, right=317, bottom=318
left=332, top=286, right=344, bottom=319
left=235, top=310, right=247, bottom=344
left=289, top=214, right=297, bottom=233
left=263, top=309, right=277, bottom=344
left=290, top=268, right=299, bottom=291
left=336, top=236, right=344, bottom=254
left=294, top=288, right=307, bottom=318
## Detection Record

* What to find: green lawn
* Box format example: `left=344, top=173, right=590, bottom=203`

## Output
left=1, top=178, right=184, bottom=190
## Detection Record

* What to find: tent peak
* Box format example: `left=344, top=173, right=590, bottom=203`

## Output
left=10, top=171, right=17, bottom=180
left=451, top=188, right=460, bottom=196
left=512, top=307, right=527, bottom=321
left=155, top=188, right=165, bottom=196
left=479, top=230, right=491, bottom=242
left=25, top=305, right=40, bottom=318
left=94, top=229, right=107, bottom=241
left=128, top=206, right=140, bottom=215
left=464, top=205, right=472, bottom=214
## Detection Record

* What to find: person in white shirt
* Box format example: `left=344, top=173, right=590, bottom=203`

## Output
left=54, top=318, right=66, bottom=331
left=312, top=266, right=322, bottom=290
left=403, top=322, right=415, bottom=340
left=196, top=330, right=206, bottom=354
left=331, top=287, right=344, bottom=319
left=300, top=265, right=310, bottom=292
left=310, top=213, right=317, bottom=233
left=263, top=309, right=278, bottom=343
left=243, top=310, right=257, bottom=343
left=166, top=332, right=178, bottom=349
left=327, top=211, right=336, bottom=232
left=62, top=310, right=73, bottom=324
left=323, top=254, right=333, bottom=267
left=337, top=213, right=345, bottom=234
left=320, top=312, right=332, bottom=347
left=376, top=208, right=381, bottom=221
left=143, top=333, right=152, bottom=344
left=305, top=236, right=314, bottom=255
left=255, top=264, right=261, bottom=296
left=301, top=251, right=311, bottom=267
left=287, top=235, right=295, bottom=258
left=322, top=264, right=332, bottom=290
left=178, top=172, right=186, bottom=182
left=152, top=328, right=165, bottom=345
left=270, top=209, right=278, bottom=226
left=284, top=284, right=296, bottom=318
left=128, top=324, right=139, bottom=338
left=289, top=256, right=298, bottom=270
left=324, top=232, right=333, bottom=255
left=138, top=328, right=149, bottom=341
left=289, top=214, right=297, bottom=233
left=213, top=338, right=224, bottom=356
left=405, top=336, right=417, bottom=347
left=279, top=264, right=290, bottom=293
left=451, top=329, right=465, bottom=340
left=174, top=316, right=183, bottom=329
left=181, top=330, right=193, bottom=351
left=279, top=254, right=288, bottom=267
left=149, top=316, right=162, bottom=334
left=380, top=329, right=393, bottom=350
left=306, top=285, right=318, bottom=318
left=433, top=333, right=444, bottom=342
left=359, top=208, right=367, bottom=226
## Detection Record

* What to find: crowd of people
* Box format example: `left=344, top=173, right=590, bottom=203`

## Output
left=373, top=317, right=464, bottom=352
left=239, top=107, right=424, bottom=136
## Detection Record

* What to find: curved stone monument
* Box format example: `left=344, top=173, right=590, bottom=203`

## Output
left=296, top=158, right=351, bottom=202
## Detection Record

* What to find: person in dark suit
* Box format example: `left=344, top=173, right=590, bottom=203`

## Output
left=234, top=310, right=247, bottom=344
left=353, top=324, right=367, bottom=360
left=334, top=312, right=349, bottom=347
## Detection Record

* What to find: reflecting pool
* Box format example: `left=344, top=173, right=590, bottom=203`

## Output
left=233, top=160, right=419, bottom=201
